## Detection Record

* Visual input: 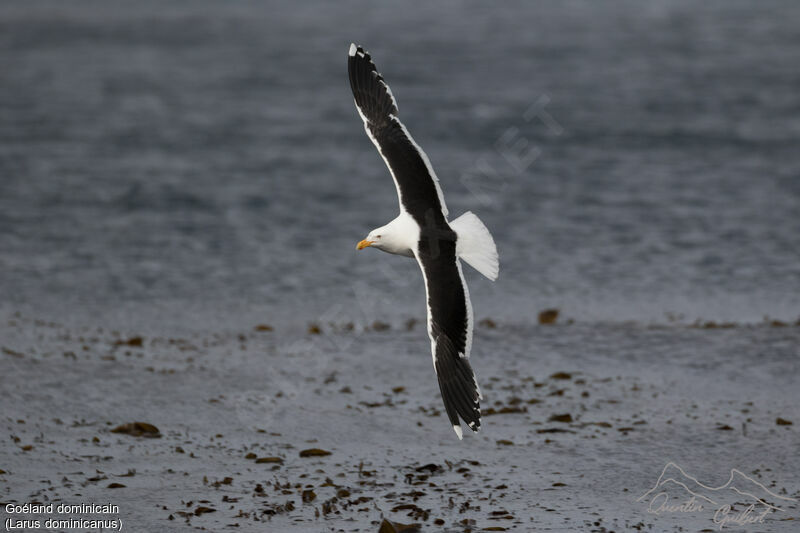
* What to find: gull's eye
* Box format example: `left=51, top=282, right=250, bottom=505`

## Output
left=376, top=234, right=382, bottom=238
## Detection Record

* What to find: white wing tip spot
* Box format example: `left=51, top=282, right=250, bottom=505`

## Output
left=348, top=43, right=357, bottom=56
left=453, top=425, right=463, bottom=440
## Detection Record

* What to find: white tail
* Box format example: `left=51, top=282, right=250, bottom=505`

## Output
left=451, top=211, right=499, bottom=281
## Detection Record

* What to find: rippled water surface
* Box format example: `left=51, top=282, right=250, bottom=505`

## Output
left=1, top=0, right=798, bottom=328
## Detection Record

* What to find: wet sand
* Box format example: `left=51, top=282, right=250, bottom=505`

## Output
left=1, top=312, right=798, bottom=532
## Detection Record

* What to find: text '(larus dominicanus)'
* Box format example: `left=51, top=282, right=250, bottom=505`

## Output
left=348, top=43, right=499, bottom=439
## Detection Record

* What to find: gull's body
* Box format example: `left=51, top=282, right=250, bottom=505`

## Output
left=349, top=44, right=499, bottom=439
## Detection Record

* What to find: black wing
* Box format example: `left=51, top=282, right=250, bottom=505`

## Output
left=348, top=43, right=449, bottom=225
left=416, top=233, right=481, bottom=439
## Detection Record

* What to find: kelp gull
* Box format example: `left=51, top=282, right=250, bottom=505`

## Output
left=348, top=44, right=499, bottom=439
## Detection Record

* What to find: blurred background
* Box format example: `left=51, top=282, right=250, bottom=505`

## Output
left=1, top=0, right=799, bottom=330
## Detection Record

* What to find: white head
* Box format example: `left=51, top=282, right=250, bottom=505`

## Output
left=356, top=214, right=417, bottom=257
left=356, top=221, right=412, bottom=256
left=357, top=225, right=391, bottom=252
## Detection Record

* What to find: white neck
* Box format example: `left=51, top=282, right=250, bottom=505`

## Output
left=371, top=212, right=419, bottom=257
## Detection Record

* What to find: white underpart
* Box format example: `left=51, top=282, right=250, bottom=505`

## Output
left=451, top=211, right=499, bottom=281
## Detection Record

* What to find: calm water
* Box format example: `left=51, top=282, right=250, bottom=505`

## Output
left=1, top=1, right=799, bottom=328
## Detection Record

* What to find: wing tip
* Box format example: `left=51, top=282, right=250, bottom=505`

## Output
left=349, top=43, right=367, bottom=59
left=453, top=420, right=481, bottom=440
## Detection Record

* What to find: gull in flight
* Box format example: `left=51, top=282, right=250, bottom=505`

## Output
left=349, top=44, right=499, bottom=439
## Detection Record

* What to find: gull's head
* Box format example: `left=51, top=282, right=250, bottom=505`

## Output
left=356, top=229, right=384, bottom=251
left=356, top=219, right=412, bottom=257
